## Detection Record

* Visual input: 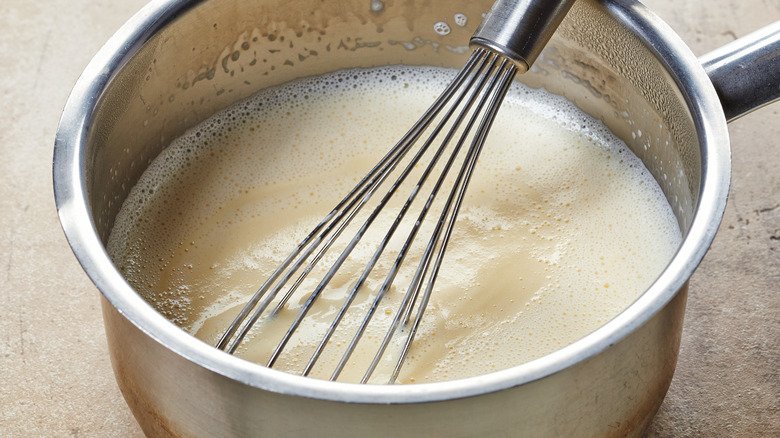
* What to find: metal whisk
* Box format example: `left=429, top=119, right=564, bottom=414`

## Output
left=216, top=0, right=574, bottom=383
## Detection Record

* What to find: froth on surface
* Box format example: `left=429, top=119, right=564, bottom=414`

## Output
left=107, top=65, right=681, bottom=384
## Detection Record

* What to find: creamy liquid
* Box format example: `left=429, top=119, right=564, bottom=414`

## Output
left=108, top=65, right=681, bottom=384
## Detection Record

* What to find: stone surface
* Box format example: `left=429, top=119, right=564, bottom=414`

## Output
left=0, top=0, right=776, bottom=436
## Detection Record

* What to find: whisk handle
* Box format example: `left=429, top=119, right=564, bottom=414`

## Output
left=471, top=0, right=575, bottom=73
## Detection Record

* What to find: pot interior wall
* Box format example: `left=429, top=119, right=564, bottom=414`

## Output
left=86, top=0, right=700, bottom=247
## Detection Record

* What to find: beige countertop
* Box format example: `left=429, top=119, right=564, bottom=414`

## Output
left=1, top=0, right=777, bottom=436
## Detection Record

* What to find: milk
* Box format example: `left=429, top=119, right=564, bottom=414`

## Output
left=107, top=65, right=681, bottom=384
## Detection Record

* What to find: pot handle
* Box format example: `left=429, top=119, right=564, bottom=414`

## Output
left=700, top=21, right=780, bottom=122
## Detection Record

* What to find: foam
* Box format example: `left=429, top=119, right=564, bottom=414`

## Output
left=108, top=65, right=681, bottom=383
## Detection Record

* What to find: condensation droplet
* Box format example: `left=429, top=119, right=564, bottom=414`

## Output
left=370, top=0, right=384, bottom=13
left=433, top=22, right=451, bottom=36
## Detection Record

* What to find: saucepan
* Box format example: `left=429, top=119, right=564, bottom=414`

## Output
left=53, top=0, right=780, bottom=436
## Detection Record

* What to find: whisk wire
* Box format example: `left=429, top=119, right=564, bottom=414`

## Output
left=219, top=48, right=519, bottom=383
left=216, top=50, right=489, bottom=354
left=388, top=58, right=519, bottom=383
left=364, top=56, right=518, bottom=384
left=322, top=49, right=501, bottom=381
left=273, top=49, right=498, bottom=372
left=358, top=53, right=516, bottom=383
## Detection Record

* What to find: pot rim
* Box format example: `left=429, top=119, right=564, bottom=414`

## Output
left=53, top=0, right=730, bottom=404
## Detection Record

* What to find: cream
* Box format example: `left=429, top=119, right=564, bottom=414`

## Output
left=107, top=65, right=681, bottom=384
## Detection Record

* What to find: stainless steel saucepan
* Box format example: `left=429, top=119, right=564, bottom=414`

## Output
left=53, top=0, right=780, bottom=436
